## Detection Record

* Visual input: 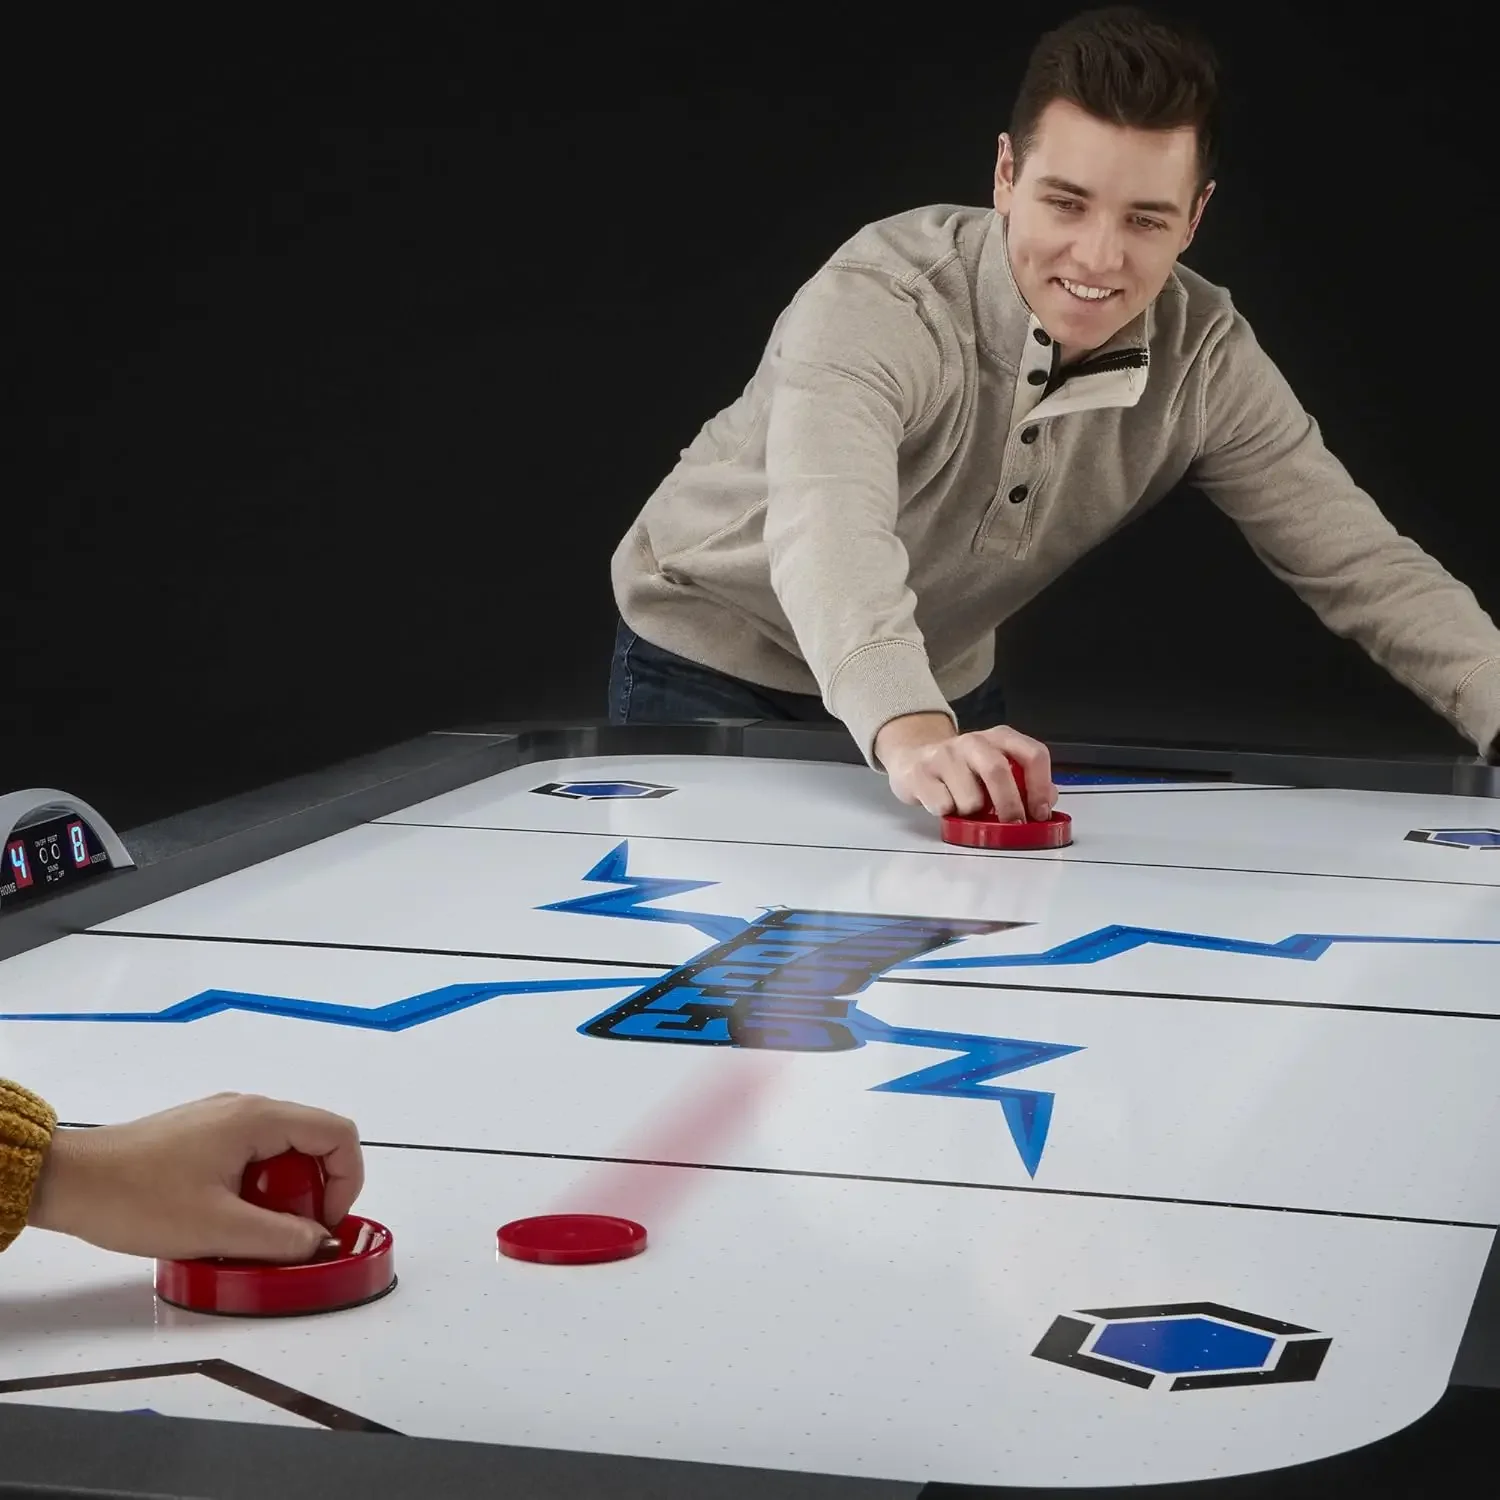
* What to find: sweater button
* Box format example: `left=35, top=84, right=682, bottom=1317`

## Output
left=1009, top=485, right=1029, bottom=504
left=1033, top=327, right=1052, bottom=345
left=1027, top=369, right=1047, bottom=385
left=1021, top=425, right=1039, bottom=444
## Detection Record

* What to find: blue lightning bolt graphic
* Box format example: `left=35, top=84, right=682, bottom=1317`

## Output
left=897, top=926, right=1500, bottom=970
left=0, top=977, right=642, bottom=1030
left=537, top=843, right=748, bottom=943
left=849, top=1016, right=1080, bottom=1176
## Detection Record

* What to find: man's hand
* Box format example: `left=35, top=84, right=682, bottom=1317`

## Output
left=873, top=712, right=1056, bottom=820
left=28, top=1092, right=364, bottom=1263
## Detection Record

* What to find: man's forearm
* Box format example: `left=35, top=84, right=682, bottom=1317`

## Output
left=1194, top=316, right=1500, bottom=755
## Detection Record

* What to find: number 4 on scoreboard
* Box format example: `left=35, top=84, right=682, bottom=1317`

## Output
left=6, top=839, right=33, bottom=889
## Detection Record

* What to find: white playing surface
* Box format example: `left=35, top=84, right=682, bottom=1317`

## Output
left=1, top=752, right=1497, bottom=1489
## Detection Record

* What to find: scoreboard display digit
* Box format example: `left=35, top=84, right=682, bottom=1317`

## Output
left=5, top=837, right=34, bottom=890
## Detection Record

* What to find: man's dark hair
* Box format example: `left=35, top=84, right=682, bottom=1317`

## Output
left=1010, top=6, right=1220, bottom=193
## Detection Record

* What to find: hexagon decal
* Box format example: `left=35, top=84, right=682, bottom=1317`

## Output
left=531, top=779, right=676, bottom=801
left=1032, top=1301, right=1331, bottom=1391
left=1405, top=827, right=1500, bottom=850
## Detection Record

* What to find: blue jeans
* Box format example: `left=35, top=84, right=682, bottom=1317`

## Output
left=607, top=619, right=1007, bottom=731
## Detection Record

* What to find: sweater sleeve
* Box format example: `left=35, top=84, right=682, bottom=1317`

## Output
left=0, top=1079, right=58, bottom=1252
left=1191, top=311, right=1500, bottom=755
left=762, top=261, right=956, bottom=765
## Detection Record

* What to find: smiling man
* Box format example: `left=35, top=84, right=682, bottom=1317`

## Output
left=608, top=5, right=1500, bottom=817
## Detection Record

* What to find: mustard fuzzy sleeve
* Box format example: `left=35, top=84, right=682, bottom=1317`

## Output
left=0, top=1079, right=58, bottom=1251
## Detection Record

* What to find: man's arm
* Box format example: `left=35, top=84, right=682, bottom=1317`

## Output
left=1190, top=312, right=1500, bottom=755
left=761, top=262, right=956, bottom=764
left=759, top=262, right=1060, bottom=818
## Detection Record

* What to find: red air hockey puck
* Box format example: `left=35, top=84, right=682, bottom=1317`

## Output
left=155, top=1214, right=396, bottom=1316
left=940, top=809, right=1073, bottom=849
left=153, top=1150, right=397, bottom=1317
left=497, top=1214, right=648, bottom=1265
left=940, top=755, right=1074, bottom=850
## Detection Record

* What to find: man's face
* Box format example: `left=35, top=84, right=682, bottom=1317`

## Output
left=993, top=98, right=1213, bottom=361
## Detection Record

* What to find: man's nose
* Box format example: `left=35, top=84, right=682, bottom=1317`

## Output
left=1071, top=218, right=1126, bottom=276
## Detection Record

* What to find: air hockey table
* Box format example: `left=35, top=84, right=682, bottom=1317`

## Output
left=1, top=721, right=1497, bottom=1500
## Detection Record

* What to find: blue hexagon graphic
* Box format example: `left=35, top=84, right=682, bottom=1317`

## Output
left=532, top=780, right=676, bottom=801
left=1091, top=1316, right=1274, bottom=1374
left=1405, top=827, right=1500, bottom=851
left=1033, top=1301, right=1332, bottom=1392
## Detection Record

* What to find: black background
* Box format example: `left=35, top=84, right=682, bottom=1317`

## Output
left=6, top=2, right=1493, bottom=828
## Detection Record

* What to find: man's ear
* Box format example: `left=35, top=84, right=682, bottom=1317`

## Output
left=1182, top=179, right=1216, bottom=248
left=993, top=131, right=1017, bottom=213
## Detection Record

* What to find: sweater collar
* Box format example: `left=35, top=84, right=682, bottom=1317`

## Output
left=975, top=210, right=1155, bottom=423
